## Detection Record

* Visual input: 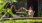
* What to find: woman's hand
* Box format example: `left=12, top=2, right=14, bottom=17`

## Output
left=23, top=8, right=25, bottom=9
left=34, top=11, right=35, bottom=13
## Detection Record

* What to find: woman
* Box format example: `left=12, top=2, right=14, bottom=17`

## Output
left=10, top=3, right=20, bottom=18
left=28, top=7, right=35, bottom=17
left=23, top=6, right=35, bottom=17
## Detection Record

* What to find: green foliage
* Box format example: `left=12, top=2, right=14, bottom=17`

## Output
left=1, top=19, right=42, bottom=23
left=0, top=1, right=7, bottom=12
left=7, top=8, right=13, bottom=15
left=3, top=20, right=13, bottom=23
left=11, top=0, right=17, bottom=2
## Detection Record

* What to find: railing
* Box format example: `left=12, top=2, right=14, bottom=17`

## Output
left=0, top=12, right=42, bottom=20
left=2, top=17, right=42, bottom=20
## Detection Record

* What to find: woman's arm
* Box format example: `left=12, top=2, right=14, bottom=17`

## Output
left=23, top=8, right=29, bottom=11
left=34, top=11, right=35, bottom=13
left=10, top=5, right=13, bottom=9
left=18, top=8, right=22, bottom=11
left=15, top=10, right=19, bottom=12
left=15, top=8, right=22, bottom=12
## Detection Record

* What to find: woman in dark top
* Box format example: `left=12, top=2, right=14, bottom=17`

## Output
left=11, top=4, right=16, bottom=14
left=10, top=4, right=21, bottom=18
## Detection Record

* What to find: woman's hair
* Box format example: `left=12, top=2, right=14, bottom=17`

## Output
left=29, top=6, right=33, bottom=10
